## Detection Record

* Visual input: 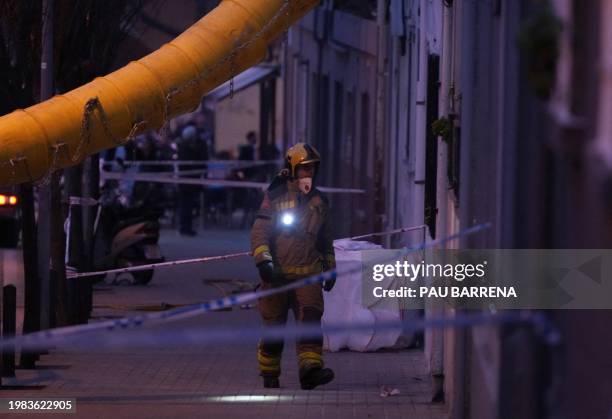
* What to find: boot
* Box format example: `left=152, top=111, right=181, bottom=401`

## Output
left=299, top=367, right=334, bottom=390
left=263, top=376, right=280, bottom=389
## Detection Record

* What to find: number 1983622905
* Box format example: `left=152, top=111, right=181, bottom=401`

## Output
left=1, top=399, right=75, bottom=413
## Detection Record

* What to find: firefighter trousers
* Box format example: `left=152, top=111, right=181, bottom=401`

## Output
left=257, top=279, right=324, bottom=378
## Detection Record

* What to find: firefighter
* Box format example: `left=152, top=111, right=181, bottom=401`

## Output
left=251, top=142, right=336, bottom=390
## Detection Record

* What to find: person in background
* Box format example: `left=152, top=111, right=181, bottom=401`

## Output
left=194, top=112, right=213, bottom=160
left=176, top=124, right=208, bottom=236
left=238, top=131, right=257, bottom=161
left=260, top=140, right=281, bottom=182
left=260, top=139, right=281, bottom=162
left=131, top=132, right=159, bottom=206
left=234, top=131, right=260, bottom=227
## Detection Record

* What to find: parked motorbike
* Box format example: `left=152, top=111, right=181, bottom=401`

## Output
left=92, top=181, right=164, bottom=285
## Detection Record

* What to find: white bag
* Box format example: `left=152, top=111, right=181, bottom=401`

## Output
left=323, top=239, right=405, bottom=352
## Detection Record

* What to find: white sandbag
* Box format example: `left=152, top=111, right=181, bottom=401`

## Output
left=323, top=239, right=403, bottom=352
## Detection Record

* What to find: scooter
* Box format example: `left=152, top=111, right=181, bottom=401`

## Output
left=92, top=181, right=164, bottom=285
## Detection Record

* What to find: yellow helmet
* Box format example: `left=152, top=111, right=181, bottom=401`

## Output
left=284, top=143, right=321, bottom=178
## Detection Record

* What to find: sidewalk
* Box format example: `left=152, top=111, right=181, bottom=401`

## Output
left=0, top=229, right=447, bottom=418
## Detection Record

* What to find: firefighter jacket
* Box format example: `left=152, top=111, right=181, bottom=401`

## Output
left=251, top=176, right=336, bottom=278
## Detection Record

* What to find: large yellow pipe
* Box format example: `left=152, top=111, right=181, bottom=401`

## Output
left=0, top=0, right=318, bottom=186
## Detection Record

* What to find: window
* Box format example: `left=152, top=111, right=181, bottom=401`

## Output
left=333, top=81, right=344, bottom=185
left=345, top=90, right=355, bottom=175
left=424, top=55, right=440, bottom=238
left=319, top=74, right=330, bottom=157
left=360, top=92, right=370, bottom=189
left=308, top=73, right=331, bottom=182
left=309, top=73, right=319, bottom=144
left=334, top=0, right=377, bottom=20
left=293, top=59, right=309, bottom=144
left=309, top=74, right=330, bottom=181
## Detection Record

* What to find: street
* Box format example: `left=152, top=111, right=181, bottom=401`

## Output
left=2, top=0, right=610, bottom=416
left=0, top=228, right=446, bottom=419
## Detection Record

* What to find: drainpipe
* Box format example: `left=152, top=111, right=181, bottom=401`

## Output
left=593, top=0, right=612, bottom=173
left=437, top=0, right=454, bottom=244
left=384, top=18, right=401, bottom=247
left=374, top=0, right=389, bottom=238
left=418, top=0, right=447, bottom=406
left=386, top=26, right=398, bottom=246
left=428, top=0, right=454, bottom=405
left=454, top=1, right=477, bottom=418
left=459, top=0, right=475, bottom=239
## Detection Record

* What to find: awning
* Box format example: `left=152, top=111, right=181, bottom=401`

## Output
left=205, top=64, right=279, bottom=102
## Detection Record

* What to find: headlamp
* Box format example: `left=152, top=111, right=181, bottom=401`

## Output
left=281, top=212, right=295, bottom=226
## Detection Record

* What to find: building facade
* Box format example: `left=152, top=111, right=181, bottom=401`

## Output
left=282, top=0, right=611, bottom=418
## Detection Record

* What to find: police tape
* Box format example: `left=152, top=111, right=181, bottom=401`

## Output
left=100, top=170, right=366, bottom=194
left=66, top=251, right=252, bottom=279
left=102, top=159, right=282, bottom=169
left=68, top=224, right=427, bottom=278
left=5, top=311, right=561, bottom=352
left=10, top=223, right=491, bottom=350
left=348, top=225, right=427, bottom=241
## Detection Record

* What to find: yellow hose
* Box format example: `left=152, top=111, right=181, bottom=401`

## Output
left=0, top=0, right=318, bottom=186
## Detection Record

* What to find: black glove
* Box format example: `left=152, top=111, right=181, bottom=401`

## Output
left=321, top=260, right=335, bottom=292
left=323, top=278, right=336, bottom=292
left=258, top=261, right=280, bottom=285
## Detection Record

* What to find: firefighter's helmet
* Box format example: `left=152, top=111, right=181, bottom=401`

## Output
left=284, top=143, right=321, bottom=178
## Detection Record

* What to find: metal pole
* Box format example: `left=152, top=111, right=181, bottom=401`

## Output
left=2, top=285, right=17, bottom=377
left=436, top=0, right=454, bottom=249
left=50, top=172, right=68, bottom=327
left=374, top=0, right=389, bottom=240
left=0, top=251, right=3, bottom=384
left=455, top=2, right=478, bottom=417
left=37, top=0, right=54, bottom=331
left=65, top=167, right=84, bottom=324
left=19, top=183, right=40, bottom=368
left=82, top=154, right=99, bottom=317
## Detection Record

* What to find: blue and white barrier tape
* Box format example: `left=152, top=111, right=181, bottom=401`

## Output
left=67, top=251, right=252, bottom=279
left=348, top=225, right=426, bottom=241
left=1, top=311, right=561, bottom=352
left=100, top=170, right=366, bottom=194
left=102, top=159, right=282, bottom=169
left=4, top=311, right=556, bottom=352
left=6, top=223, right=492, bottom=349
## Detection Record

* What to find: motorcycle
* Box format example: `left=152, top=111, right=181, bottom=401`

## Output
left=92, top=181, right=164, bottom=285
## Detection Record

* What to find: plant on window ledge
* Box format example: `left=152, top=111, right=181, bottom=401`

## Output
left=431, top=117, right=452, bottom=142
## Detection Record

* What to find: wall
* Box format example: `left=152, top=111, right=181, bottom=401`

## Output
left=284, top=7, right=378, bottom=238
left=214, top=84, right=260, bottom=158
